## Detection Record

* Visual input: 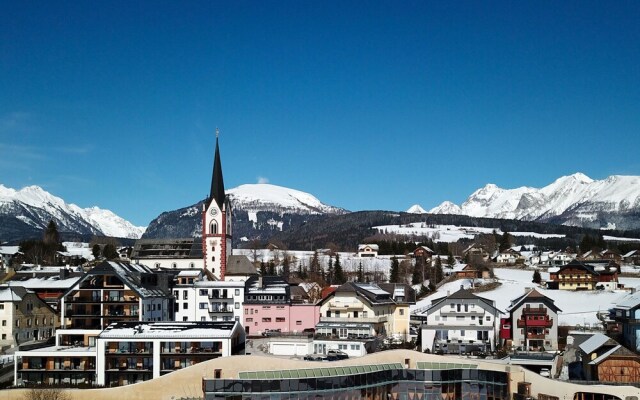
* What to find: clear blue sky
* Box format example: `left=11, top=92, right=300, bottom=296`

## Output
left=2, top=1, right=639, bottom=226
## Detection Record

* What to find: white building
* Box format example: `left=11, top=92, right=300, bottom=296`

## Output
left=15, top=321, right=245, bottom=387
left=418, top=288, right=502, bottom=354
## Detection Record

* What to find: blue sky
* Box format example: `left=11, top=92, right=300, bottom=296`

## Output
left=2, top=1, right=639, bottom=226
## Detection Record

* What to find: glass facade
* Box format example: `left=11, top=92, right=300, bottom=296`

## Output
left=203, top=368, right=509, bottom=400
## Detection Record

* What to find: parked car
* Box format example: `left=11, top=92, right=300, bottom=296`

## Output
left=327, top=350, right=349, bottom=360
left=262, top=329, right=281, bottom=337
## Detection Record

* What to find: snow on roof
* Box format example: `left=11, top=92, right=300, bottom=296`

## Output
left=579, top=333, right=611, bottom=354
left=177, top=270, right=202, bottom=277
left=99, top=321, right=238, bottom=339
left=358, top=244, right=379, bottom=251
left=614, top=292, right=640, bottom=310
left=2, top=276, right=81, bottom=290
left=0, top=246, right=20, bottom=255
left=354, top=283, right=388, bottom=296
left=548, top=267, right=560, bottom=273
left=623, top=250, right=639, bottom=258
left=0, top=287, right=25, bottom=302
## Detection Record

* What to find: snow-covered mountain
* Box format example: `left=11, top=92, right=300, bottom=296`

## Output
left=143, top=183, right=347, bottom=242
left=227, top=184, right=345, bottom=215
left=406, top=204, right=427, bottom=214
left=0, top=184, right=146, bottom=240
left=429, top=173, right=640, bottom=229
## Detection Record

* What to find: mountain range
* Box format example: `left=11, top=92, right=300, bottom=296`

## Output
left=421, top=173, right=640, bottom=230
left=0, top=184, right=146, bottom=242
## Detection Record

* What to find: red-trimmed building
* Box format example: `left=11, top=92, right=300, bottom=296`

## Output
left=501, top=289, right=561, bottom=351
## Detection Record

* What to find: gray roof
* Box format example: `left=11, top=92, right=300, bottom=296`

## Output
left=0, top=286, right=28, bottom=302
left=578, top=333, right=612, bottom=354
left=226, top=255, right=258, bottom=276
left=615, top=292, right=640, bottom=310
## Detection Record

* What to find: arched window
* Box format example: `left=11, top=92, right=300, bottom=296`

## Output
left=212, top=256, right=216, bottom=262
left=210, top=221, right=218, bottom=234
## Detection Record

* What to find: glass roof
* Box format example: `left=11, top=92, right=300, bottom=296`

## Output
left=239, top=363, right=403, bottom=380
left=416, top=362, right=478, bottom=370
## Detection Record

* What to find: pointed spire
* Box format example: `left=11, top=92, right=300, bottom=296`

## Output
left=209, top=129, right=225, bottom=209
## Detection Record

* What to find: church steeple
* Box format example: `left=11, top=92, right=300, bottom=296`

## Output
left=209, top=128, right=225, bottom=209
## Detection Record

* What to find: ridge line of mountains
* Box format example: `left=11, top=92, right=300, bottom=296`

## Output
left=2, top=173, right=640, bottom=246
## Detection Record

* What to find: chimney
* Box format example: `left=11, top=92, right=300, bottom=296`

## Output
left=59, top=268, right=69, bottom=280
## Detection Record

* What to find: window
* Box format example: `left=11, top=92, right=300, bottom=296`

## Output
left=183, top=290, right=188, bottom=300
left=296, top=320, right=302, bottom=325
left=210, top=221, right=218, bottom=234
left=486, top=316, right=491, bottom=321
left=183, top=316, right=188, bottom=321
left=199, top=303, right=208, bottom=309
left=1, top=334, right=5, bottom=340
left=174, top=291, right=179, bottom=300
left=457, top=304, right=461, bottom=312
left=0, top=304, right=3, bottom=310
left=262, top=318, right=271, bottom=322
left=200, top=289, right=208, bottom=296
left=442, top=316, right=447, bottom=321
left=201, top=317, right=206, bottom=321
left=456, top=316, right=464, bottom=321
left=183, top=303, right=188, bottom=309
left=246, top=318, right=253, bottom=322
left=1, top=320, right=5, bottom=326
left=235, top=302, right=240, bottom=309
left=460, top=330, right=465, bottom=336
left=158, top=304, right=162, bottom=311
left=276, top=317, right=285, bottom=322
left=399, top=309, right=404, bottom=316
left=172, top=263, right=177, bottom=269
left=235, top=289, right=240, bottom=296
left=190, top=262, right=195, bottom=268
left=16, top=320, right=19, bottom=327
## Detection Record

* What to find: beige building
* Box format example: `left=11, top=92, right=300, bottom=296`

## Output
left=0, top=286, right=57, bottom=349
left=316, top=282, right=415, bottom=341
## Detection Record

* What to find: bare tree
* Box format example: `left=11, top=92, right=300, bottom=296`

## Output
left=23, top=388, right=71, bottom=400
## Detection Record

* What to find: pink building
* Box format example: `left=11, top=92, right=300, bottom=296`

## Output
left=243, top=276, right=319, bottom=335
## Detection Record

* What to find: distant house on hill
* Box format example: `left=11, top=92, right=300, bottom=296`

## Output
left=547, top=260, right=618, bottom=290
left=412, top=246, right=435, bottom=259
left=357, top=244, right=379, bottom=258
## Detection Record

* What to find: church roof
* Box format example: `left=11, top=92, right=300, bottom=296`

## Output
left=209, top=136, right=226, bottom=210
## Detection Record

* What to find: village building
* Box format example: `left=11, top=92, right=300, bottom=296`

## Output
left=317, top=282, right=415, bottom=342
left=546, top=260, right=618, bottom=290
left=357, top=244, right=379, bottom=258
left=130, top=238, right=205, bottom=270
left=577, top=333, right=640, bottom=384
left=0, top=286, right=57, bottom=349
left=418, top=288, right=502, bottom=354
left=500, top=288, right=561, bottom=351
left=611, top=291, right=640, bottom=352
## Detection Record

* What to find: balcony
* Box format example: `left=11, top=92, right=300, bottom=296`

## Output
left=320, top=316, right=387, bottom=324
left=208, top=307, right=233, bottom=314
left=517, top=318, right=553, bottom=328
left=521, top=306, right=549, bottom=315
left=440, top=309, right=485, bottom=316
left=526, top=333, right=546, bottom=340
left=327, top=302, right=364, bottom=310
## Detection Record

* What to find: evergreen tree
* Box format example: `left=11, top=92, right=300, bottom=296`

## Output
left=412, top=257, right=423, bottom=285
left=92, top=244, right=101, bottom=259
left=43, top=220, right=61, bottom=264
left=260, top=261, right=267, bottom=275
left=326, top=256, right=334, bottom=285
left=357, top=261, right=365, bottom=282
left=333, top=253, right=346, bottom=284
left=102, top=243, right=118, bottom=260
left=447, top=254, right=455, bottom=268
left=433, top=256, right=444, bottom=284
left=499, top=232, right=512, bottom=252
left=390, top=257, right=400, bottom=283
left=532, top=269, right=542, bottom=284
left=309, top=251, right=321, bottom=280
left=268, top=260, right=276, bottom=276
left=281, top=253, right=291, bottom=279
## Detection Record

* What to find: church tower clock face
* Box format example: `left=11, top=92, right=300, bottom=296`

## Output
left=210, top=208, right=218, bottom=216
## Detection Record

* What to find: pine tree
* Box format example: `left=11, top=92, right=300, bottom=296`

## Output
left=310, top=251, right=321, bottom=280
left=390, top=257, right=400, bottom=283
left=260, top=261, right=267, bottom=275
left=412, top=257, right=423, bottom=285
left=281, top=253, right=291, bottom=279
left=268, top=260, right=276, bottom=276
left=447, top=253, right=455, bottom=268
left=333, top=253, right=346, bottom=284
left=102, top=244, right=118, bottom=260
left=434, top=256, right=444, bottom=284
left=499, top=232, right=512, bottom=252
left=357, top=261, right=365, bottom=282
left=43, top=220, right=61, bottom=264
left=326, top=256, right=334, bottom=285
left=532, top=269, right=541, bottom=284
left=92, top=244, right=101, bottom=259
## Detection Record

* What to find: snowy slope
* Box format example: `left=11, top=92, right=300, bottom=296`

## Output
left=412, top=267, right=640, bottom=326
left=227, top=184, right=346, bottom=215
left=429, top=173, right=640, bottom=229
left=0, top=184, right=145, bottom=239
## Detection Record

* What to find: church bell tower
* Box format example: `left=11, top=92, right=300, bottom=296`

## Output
left=202, top=128, right=232, bottom=280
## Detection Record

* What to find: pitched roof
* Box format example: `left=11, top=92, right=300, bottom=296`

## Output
left=579, top=333, right=614, bottom=355
left=427, top=288, right=501, bottom=314
left=226, top=255, right=258, bottom=276
left=507, top=288, right=562, bottom=313
left=589, top=344, right=638, bottom=365
left=0, top=286, right=28, bottom=302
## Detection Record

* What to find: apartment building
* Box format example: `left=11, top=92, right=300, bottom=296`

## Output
left=418, top=288, right=502, bottom=354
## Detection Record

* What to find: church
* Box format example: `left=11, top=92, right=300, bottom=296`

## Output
left=131, top=131, right=239, bottom=281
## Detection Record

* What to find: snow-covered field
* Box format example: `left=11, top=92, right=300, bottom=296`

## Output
left=412, top=267, right=640, bottom=327
left=372, top=223, right=565, bottom=243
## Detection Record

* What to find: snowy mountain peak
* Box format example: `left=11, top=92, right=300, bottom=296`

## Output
left=428, top=201, right=462, bottom=215
left=429, top=173, right=640, bottom=229
left=0, top=184, right=146, bottom=239
left=406, top=204, right=427, bottom=214
left=227, top=183, right=346, bottom=215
